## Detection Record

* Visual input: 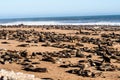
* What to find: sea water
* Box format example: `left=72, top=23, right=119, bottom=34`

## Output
left=0, top=15, right=120, bottom=25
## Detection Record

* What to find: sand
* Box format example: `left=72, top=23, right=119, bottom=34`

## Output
left=0, top=25, right=120, bottom=80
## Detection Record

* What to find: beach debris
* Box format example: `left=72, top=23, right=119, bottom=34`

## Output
left=0, top=69, right=41, bottom=80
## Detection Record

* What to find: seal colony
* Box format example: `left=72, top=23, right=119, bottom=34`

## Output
left=0, top=25, right=120, bottom=80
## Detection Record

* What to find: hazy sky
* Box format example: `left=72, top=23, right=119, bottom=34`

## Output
left=0, top=0, right=120, bottom=18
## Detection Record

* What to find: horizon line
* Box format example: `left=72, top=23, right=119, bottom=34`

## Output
left=0, top=14, right=120, bottom=20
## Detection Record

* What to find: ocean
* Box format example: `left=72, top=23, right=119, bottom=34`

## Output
left=0, top=15, right=120, bottom=25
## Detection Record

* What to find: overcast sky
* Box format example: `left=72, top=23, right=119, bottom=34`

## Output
left=0, top=0, right=120, bottom=18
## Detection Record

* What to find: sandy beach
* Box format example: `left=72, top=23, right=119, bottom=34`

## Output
left=0, top=25, right=120, bottom=80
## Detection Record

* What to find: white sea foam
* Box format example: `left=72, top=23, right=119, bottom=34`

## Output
left=1, top=21, right=120, bottom=26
